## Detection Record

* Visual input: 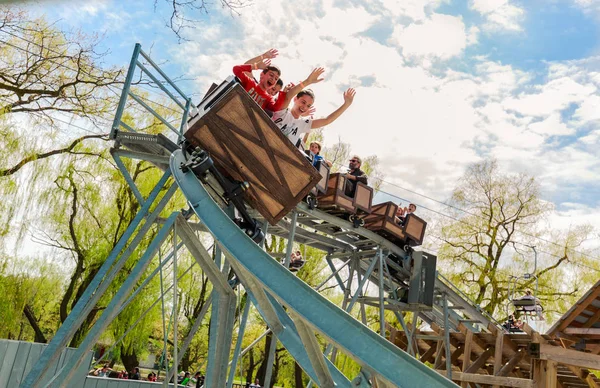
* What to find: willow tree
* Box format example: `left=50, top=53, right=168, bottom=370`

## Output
left=0, top=255, right=64, bottom=342
left=0, top=8, right=123, bottom=123
left=0, top=7, right=124, bottom=242
left=438, top=159, right=595, bottom=318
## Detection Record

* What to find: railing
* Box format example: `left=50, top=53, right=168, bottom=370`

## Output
left=110, top=43, right=192, bottom=144
left=437, top=273, right=504, bottom=330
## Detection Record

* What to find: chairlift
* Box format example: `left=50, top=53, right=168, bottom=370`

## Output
left=506, top=246, right=544, bottom=327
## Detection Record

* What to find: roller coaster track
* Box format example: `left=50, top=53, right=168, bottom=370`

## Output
left=17, top=44, right=504, bottom=388
left=170, top=149, right=457, bottom=387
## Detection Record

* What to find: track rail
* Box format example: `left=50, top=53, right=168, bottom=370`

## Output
left=170, top=149, right=458, bottom=388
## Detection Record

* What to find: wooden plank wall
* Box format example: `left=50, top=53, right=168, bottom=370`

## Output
left=0, top=339, right=92, bottom=387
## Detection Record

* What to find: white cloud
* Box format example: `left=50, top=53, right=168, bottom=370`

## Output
left=392, top=14, right=472, bottom=61
left=470, top=0, right=525, bottom=31
left=467, top=25, right=481, bottom=45
left=503, top=77, right=595, bottom=117
left=43, top=0, right=600, bottom=249
left=56, top=0, right=111, bottom=18
left=528, top=114, right=574, bottom=136
left=377, top=0, right=449, bottom=21
left=573, top=94, right=600, bottom=124
left=579, top=129, right=600, bottom=145
left=572, top=0, right=600, bottom=17
left=173, top=0, right=599, bottom=218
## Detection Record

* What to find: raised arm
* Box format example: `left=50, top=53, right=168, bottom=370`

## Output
left=311, top=88, right=355, bottom=129
left=242, top=49, right=278, bottom=79
left=244, top=49, right=279, bottom=65
left=276, top=67, right=325, bottom=110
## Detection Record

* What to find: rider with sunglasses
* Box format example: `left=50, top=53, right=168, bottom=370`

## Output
left=344, top=155, right=368, bottom=197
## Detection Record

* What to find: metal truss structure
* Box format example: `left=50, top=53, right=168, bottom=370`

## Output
left=20, top=43, right=557, bottom=388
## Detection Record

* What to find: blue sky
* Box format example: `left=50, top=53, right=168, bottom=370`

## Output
left=21, top=0, right=600, bottom=240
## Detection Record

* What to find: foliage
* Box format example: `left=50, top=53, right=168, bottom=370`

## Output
left=437, top=159, right=597, bottom=319
left=0, top=254, right=63, bottom=342
left=0, top=8, right=123, bottom=125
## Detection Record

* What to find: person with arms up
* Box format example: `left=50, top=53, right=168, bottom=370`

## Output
left=273, top=87, right=356, bottom=148
left=233, top=53, right=324, bottom=113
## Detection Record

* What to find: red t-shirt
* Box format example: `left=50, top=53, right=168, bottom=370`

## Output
left=233, top=65, right=286, bottom=111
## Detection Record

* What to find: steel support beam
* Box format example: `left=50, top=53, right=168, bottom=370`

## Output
left=171, top=149, right=458, bottom=388
left=56, top=212, right=179, bottom=385
left=22, top=172, right=175, bottom=388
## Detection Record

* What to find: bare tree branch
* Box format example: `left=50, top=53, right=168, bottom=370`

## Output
left=0, top=134, right=108, bottom=177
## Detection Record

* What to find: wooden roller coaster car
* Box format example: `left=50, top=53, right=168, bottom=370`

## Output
left=362, top=202, right=427, bottom=247
left=316, top=173, right=373, bottom=224
left=312, top=160, right=331, bottom=195
left=184, top=77, right=321, bottom=225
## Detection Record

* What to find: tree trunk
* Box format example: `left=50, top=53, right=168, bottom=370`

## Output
left=270, top=352, right=281, bottom=388
left=294, top=362, right=303, bottom=387
left=120, top=344, right=139, bottom=374
left=255, top=331, right=273, bottom=385
left=181, top=349, right=191, bottom=374
left=245, top=349, right=256, bottom=386
left=23, top=304, right=47, bottom=343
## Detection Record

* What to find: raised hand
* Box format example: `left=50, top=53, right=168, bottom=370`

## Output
left=283, top=82, right=296, bottom=93
left=256, top=58, right=272, bottom=70
left=262, top=48, right=279, bottom=60
left=343, top=88, right=356, bottom=104
left=307, top=67, right=325, bottom=85
left=301, top=106, right=316, bottom=117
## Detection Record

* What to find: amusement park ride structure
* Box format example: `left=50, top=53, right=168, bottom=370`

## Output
left=9, top=44, right=600, bottom=388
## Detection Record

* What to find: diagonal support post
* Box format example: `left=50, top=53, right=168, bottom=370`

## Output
left=23, top=172, right=174, bottom=388
left=55, top=212, right=180, bottom=386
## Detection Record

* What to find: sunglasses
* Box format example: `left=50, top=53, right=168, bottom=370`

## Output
left=349, top=159, right=358, bottom=162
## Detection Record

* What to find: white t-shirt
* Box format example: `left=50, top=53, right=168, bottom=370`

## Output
left=272, top=109, right=313, bottom=147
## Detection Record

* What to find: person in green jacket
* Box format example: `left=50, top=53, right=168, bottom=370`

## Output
left=180, top=371, right=191, bottom=386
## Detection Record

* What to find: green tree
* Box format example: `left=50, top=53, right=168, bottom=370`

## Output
left=0, top=8, right=123, bottom=123
left=437, top=159, right=596, bottom=318
left=0, top=255, right=63, bottom=342
left=0, top=8, right=123, bottom=238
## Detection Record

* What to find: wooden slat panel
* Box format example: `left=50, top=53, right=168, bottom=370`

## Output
left=364, top=201, right=408, bottom=243
left=368, top=219, right=384, bottom=228
left=448, top=371, right=533, bottom=388
left=540, top=343, right=600, bottom=370
left=0, top=340, right=92, bottom=387
left=185, top=85, right=321, bottom=224
left=95, top=378, right=110, bottom=388
left=336, top=196, right=354, bottom=211
left=354, top=183, right=373, bottom=212
left=84, top=376, right=99, bottom=388
left=385, top=221, right=407, bottom=241
left=316, top=162, right=330, bottom=193
left=404, top=214, right=427, bottom=245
